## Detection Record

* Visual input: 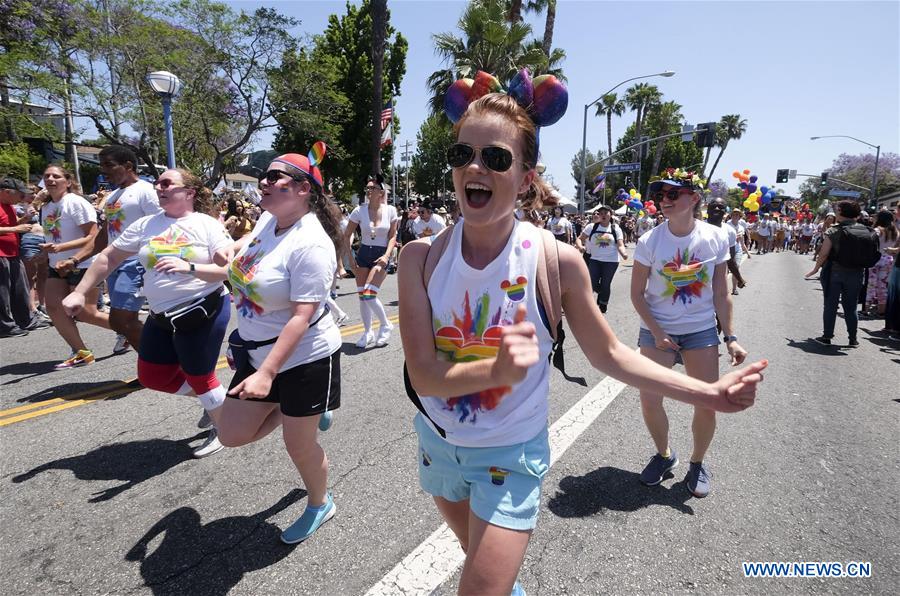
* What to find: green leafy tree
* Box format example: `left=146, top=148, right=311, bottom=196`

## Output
left=646, top=100, right=684, bottom=180
left=594, top=92, right=625, bottom=160
left=706, top=114, right=747, bottom=183
left=570, top=146, right=604, bottom=204
left=624, top=82, right=661, bottom=162
left=410, top=115, right=454, bottom=200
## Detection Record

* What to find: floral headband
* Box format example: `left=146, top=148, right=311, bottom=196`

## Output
left=443, top=68, right=568, bottom=128
left=649, top=167, right=706, bottom=191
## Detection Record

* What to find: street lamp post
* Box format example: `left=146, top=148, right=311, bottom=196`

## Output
left=579, top=70, right=675, bottom=213
left=810, top=135, right=881, bottom=205
left=146, top=71, right=182, bottom=170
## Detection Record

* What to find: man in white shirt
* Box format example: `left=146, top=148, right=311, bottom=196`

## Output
left=412, top=203, right=446, bottom=243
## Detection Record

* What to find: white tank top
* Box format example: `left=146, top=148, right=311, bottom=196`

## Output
left=421, top=220, right=553, bottom=447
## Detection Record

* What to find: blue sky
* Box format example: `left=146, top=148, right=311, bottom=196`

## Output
left=233, top=0, right=899, bottom=199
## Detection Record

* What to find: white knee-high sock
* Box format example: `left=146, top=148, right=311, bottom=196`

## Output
left=365, top=284, right=390, bottom=327
left=357, top=286, right=373, bottom=331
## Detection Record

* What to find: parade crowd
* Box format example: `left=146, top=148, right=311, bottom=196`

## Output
left=0, top=73, right=896, bottom=596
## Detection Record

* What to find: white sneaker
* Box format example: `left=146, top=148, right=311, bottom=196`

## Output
left=197, top=410, right=213, bottom=429
left=193, top=428, right=224, bottom=458
left=335, top=312, right=350, bottom=326
left=355, top=330, right=373, bottom=348
left=374, top=324, right=393, bottom=347
left=112, top=334, right=130, bottom=354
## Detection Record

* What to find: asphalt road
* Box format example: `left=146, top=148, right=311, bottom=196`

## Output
left=1, top=247, right=897, bottom=595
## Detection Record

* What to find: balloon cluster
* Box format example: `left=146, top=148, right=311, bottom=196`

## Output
left=625, top=188, right=642, bottom=210
left=643, top=199, right=658, bottom=215
left=732, top=169, right=776, bottom=213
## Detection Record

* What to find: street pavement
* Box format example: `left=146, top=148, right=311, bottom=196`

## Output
left=1, top=247, right=898, bottom=595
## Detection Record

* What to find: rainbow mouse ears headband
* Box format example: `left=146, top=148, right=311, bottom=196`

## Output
left=272, top=141, right=327, bottom=188
left=444, top=69, right=569, bottom=128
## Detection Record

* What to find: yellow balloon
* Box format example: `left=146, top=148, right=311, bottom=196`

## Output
left=639, top=210, right=645, bottom=217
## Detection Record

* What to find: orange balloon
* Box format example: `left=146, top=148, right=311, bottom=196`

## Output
left=743, top=169, right=751, bottom=175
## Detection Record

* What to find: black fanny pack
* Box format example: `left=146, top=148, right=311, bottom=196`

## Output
left=150, top=289, right=224, bottom=334
left=226, top=305, right=330, bottom=372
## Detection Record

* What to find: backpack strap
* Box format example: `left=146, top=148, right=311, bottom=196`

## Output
left=536, top=228, right=562, bottom=341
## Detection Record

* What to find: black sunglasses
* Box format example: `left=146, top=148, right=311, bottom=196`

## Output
left=259, top=170, right=305, bottom=185
left=650, top=189, right=693, bottom=201
left=447, top=143, right=516, bottom=172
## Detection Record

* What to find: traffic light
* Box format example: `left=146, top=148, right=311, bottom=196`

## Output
left=820, top=172, right=829, bottom=186
left=776, top=169, right=789, bottom=184
left=695, top=122, right=717, bottom=148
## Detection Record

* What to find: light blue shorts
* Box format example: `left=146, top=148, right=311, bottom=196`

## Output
left=414, top=413, right=550, bottom=531
left=107, top=258, right=146, bottom=312
left=638, top=326, right=720, bottom=354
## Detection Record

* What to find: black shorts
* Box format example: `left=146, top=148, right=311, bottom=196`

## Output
left=227, top=351, right=341, bottom=418
left=48, top=267, right=88, bottom=285
left=356, top=244, right=388, bottom=269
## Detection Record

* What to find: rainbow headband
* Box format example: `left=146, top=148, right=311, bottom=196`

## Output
left=272, top=141, right=327, bottom=188
left=443, top=68, right=568, bottom=128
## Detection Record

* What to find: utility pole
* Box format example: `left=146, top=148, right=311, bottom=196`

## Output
left=400, top=139, right=413, bottom=208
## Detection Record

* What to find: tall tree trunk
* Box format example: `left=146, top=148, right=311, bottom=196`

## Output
left=632, top=106, right=643, bottom=162
left=707, top=140, right=729, bottom=183
left=370, top=0, right=388, bottom=176
left=606, top=111, right=613, bottom=159
left=652, top=138, right=665, bottom=179
left=509, top=0, right=522, bottom=22
left=541, top=0, right=556, bottom=56
left=0, top=76, right=18, bottom=143
left=701, top=145, right=712, bottom=178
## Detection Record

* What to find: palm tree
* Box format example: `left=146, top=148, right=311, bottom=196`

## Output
left=508, top=0, right=523, bottom=22
left=647, top=100, right=684, bottom=176
left=426, top=0, right=547, bottom=116
left=523, top=0, right=557, bottom=55
left=370, top=0, right=388, bottom=175
left=594, top=92, right=625, bottom=158
left=706, top=114, right=748, bottom=182
left=624, top=83, right=661, bottom=162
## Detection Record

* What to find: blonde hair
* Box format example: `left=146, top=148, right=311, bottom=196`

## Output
left=174, top=168, right=215, bottom=216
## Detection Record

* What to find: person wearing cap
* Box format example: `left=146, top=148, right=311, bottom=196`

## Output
left=216, top=146, right=344, bottom=544
left=577, top=204, right=627, bottom=313
left=412, top=202, right=446, bottom=243
left=0, top=177, right=50, bottom=338
left=344, top=173, right=400, bottom=348
left=631, top=168, right=750, bottom=498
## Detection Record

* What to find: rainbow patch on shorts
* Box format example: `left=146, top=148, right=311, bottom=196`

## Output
left=489, top=466, right=510, bottom=486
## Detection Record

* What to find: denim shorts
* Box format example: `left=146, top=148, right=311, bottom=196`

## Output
left=414, top=413, right=550, bottom=531
left=19, top=233, right=44, bottom=260
left=107, top=258, right=146, bottom=312
left=638, top=326, right=720, bottom=353
left=356, top=244, right=387, bottom=269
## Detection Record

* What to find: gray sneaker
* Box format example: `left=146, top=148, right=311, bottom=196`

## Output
left=193, top=428, right=224, bottom=458
left=197, top=410, right=213, bottom=429
left=639, top=451, right=679, bottom=486
left=685, top=461, right=711, bottom=498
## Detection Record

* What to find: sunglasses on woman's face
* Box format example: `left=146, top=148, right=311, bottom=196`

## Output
left=154, top=179, right=183, bottom=190
left=259, top=170, right=302, bottom=185
left=650, top=189, right=692, bottom=201
left=447, top=143, right=515, bottom=172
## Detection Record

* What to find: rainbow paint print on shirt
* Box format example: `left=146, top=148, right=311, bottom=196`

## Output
left=104, top=201, right=126, bottom=237
left=658, top=248, right=709, bottom=305
left=433, top=289, right=511, bottom=423
left=228, top=237, right=266, bottom=317
left=146, top=226, right=196, bottom=267
left=593, top=232, right=613, bottom=248
left=43, top=212, right=61, bottom=242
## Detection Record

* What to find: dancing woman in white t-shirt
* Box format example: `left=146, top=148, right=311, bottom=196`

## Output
left=400, top=84, right=767, bottom=596
left=343, top=175, right=399, bottom=348
left=631, top=170, right=752, bottom=499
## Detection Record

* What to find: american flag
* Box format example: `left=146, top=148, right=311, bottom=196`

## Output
left=380, top=101, right=393, bottom=148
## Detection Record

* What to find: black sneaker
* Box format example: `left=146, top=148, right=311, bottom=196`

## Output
left=812, top=336, right=832, bottom=345
left=847, top=338, right=859, bottom=347
left=0, top=327, right=29, bottom=338
left=639, top=451, right=679, bottom=486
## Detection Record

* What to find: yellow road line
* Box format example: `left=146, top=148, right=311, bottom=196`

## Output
left=0, top=314, right=400, bottom=426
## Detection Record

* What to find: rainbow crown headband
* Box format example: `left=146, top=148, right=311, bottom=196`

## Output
left=272, top=141, right=327, bottom=188
left=443, top=69, right=569, bottom=129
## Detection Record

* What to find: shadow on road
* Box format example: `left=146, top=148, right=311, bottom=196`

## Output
left=11, top=432, right=207, bottom=502
left=547, top=466, right=694, bottom=518
left=1, top=353, right=121, bottom=385
left=785, top=338, right=849, bottom=355
left=13, top=379, right=141, bottom=404
left=125, top=489, right=305, bottom=596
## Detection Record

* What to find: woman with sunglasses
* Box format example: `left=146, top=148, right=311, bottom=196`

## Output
left=39, top=164, right=112, bottom=369
left=62, top=168, right=232, bottom=458
left=216, top=150, right=343, bottom=544
left=400, top=83, right=766, bottom=595
left=343, top=174, right=399, bottom=348
left=630, top=170, right=751, bottom=498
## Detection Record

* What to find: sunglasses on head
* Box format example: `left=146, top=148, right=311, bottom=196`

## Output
left=259, top=170, right=305, bottom=185
left=650, top=188, right=693, bottom=201
left=447, top=143, right=516, bottom=172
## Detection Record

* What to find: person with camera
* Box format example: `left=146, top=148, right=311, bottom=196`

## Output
left=62, top=168, right=232, bottom=458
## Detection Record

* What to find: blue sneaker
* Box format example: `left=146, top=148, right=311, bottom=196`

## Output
left=639, top=451, right=679, bottom=486
left=318, top=410, right=333, bottom=432
left=280, top=493, right=335, bottom=544
left=685, top=462, right=711, bottom=498
left=511, top=580, right=526, bottom=596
